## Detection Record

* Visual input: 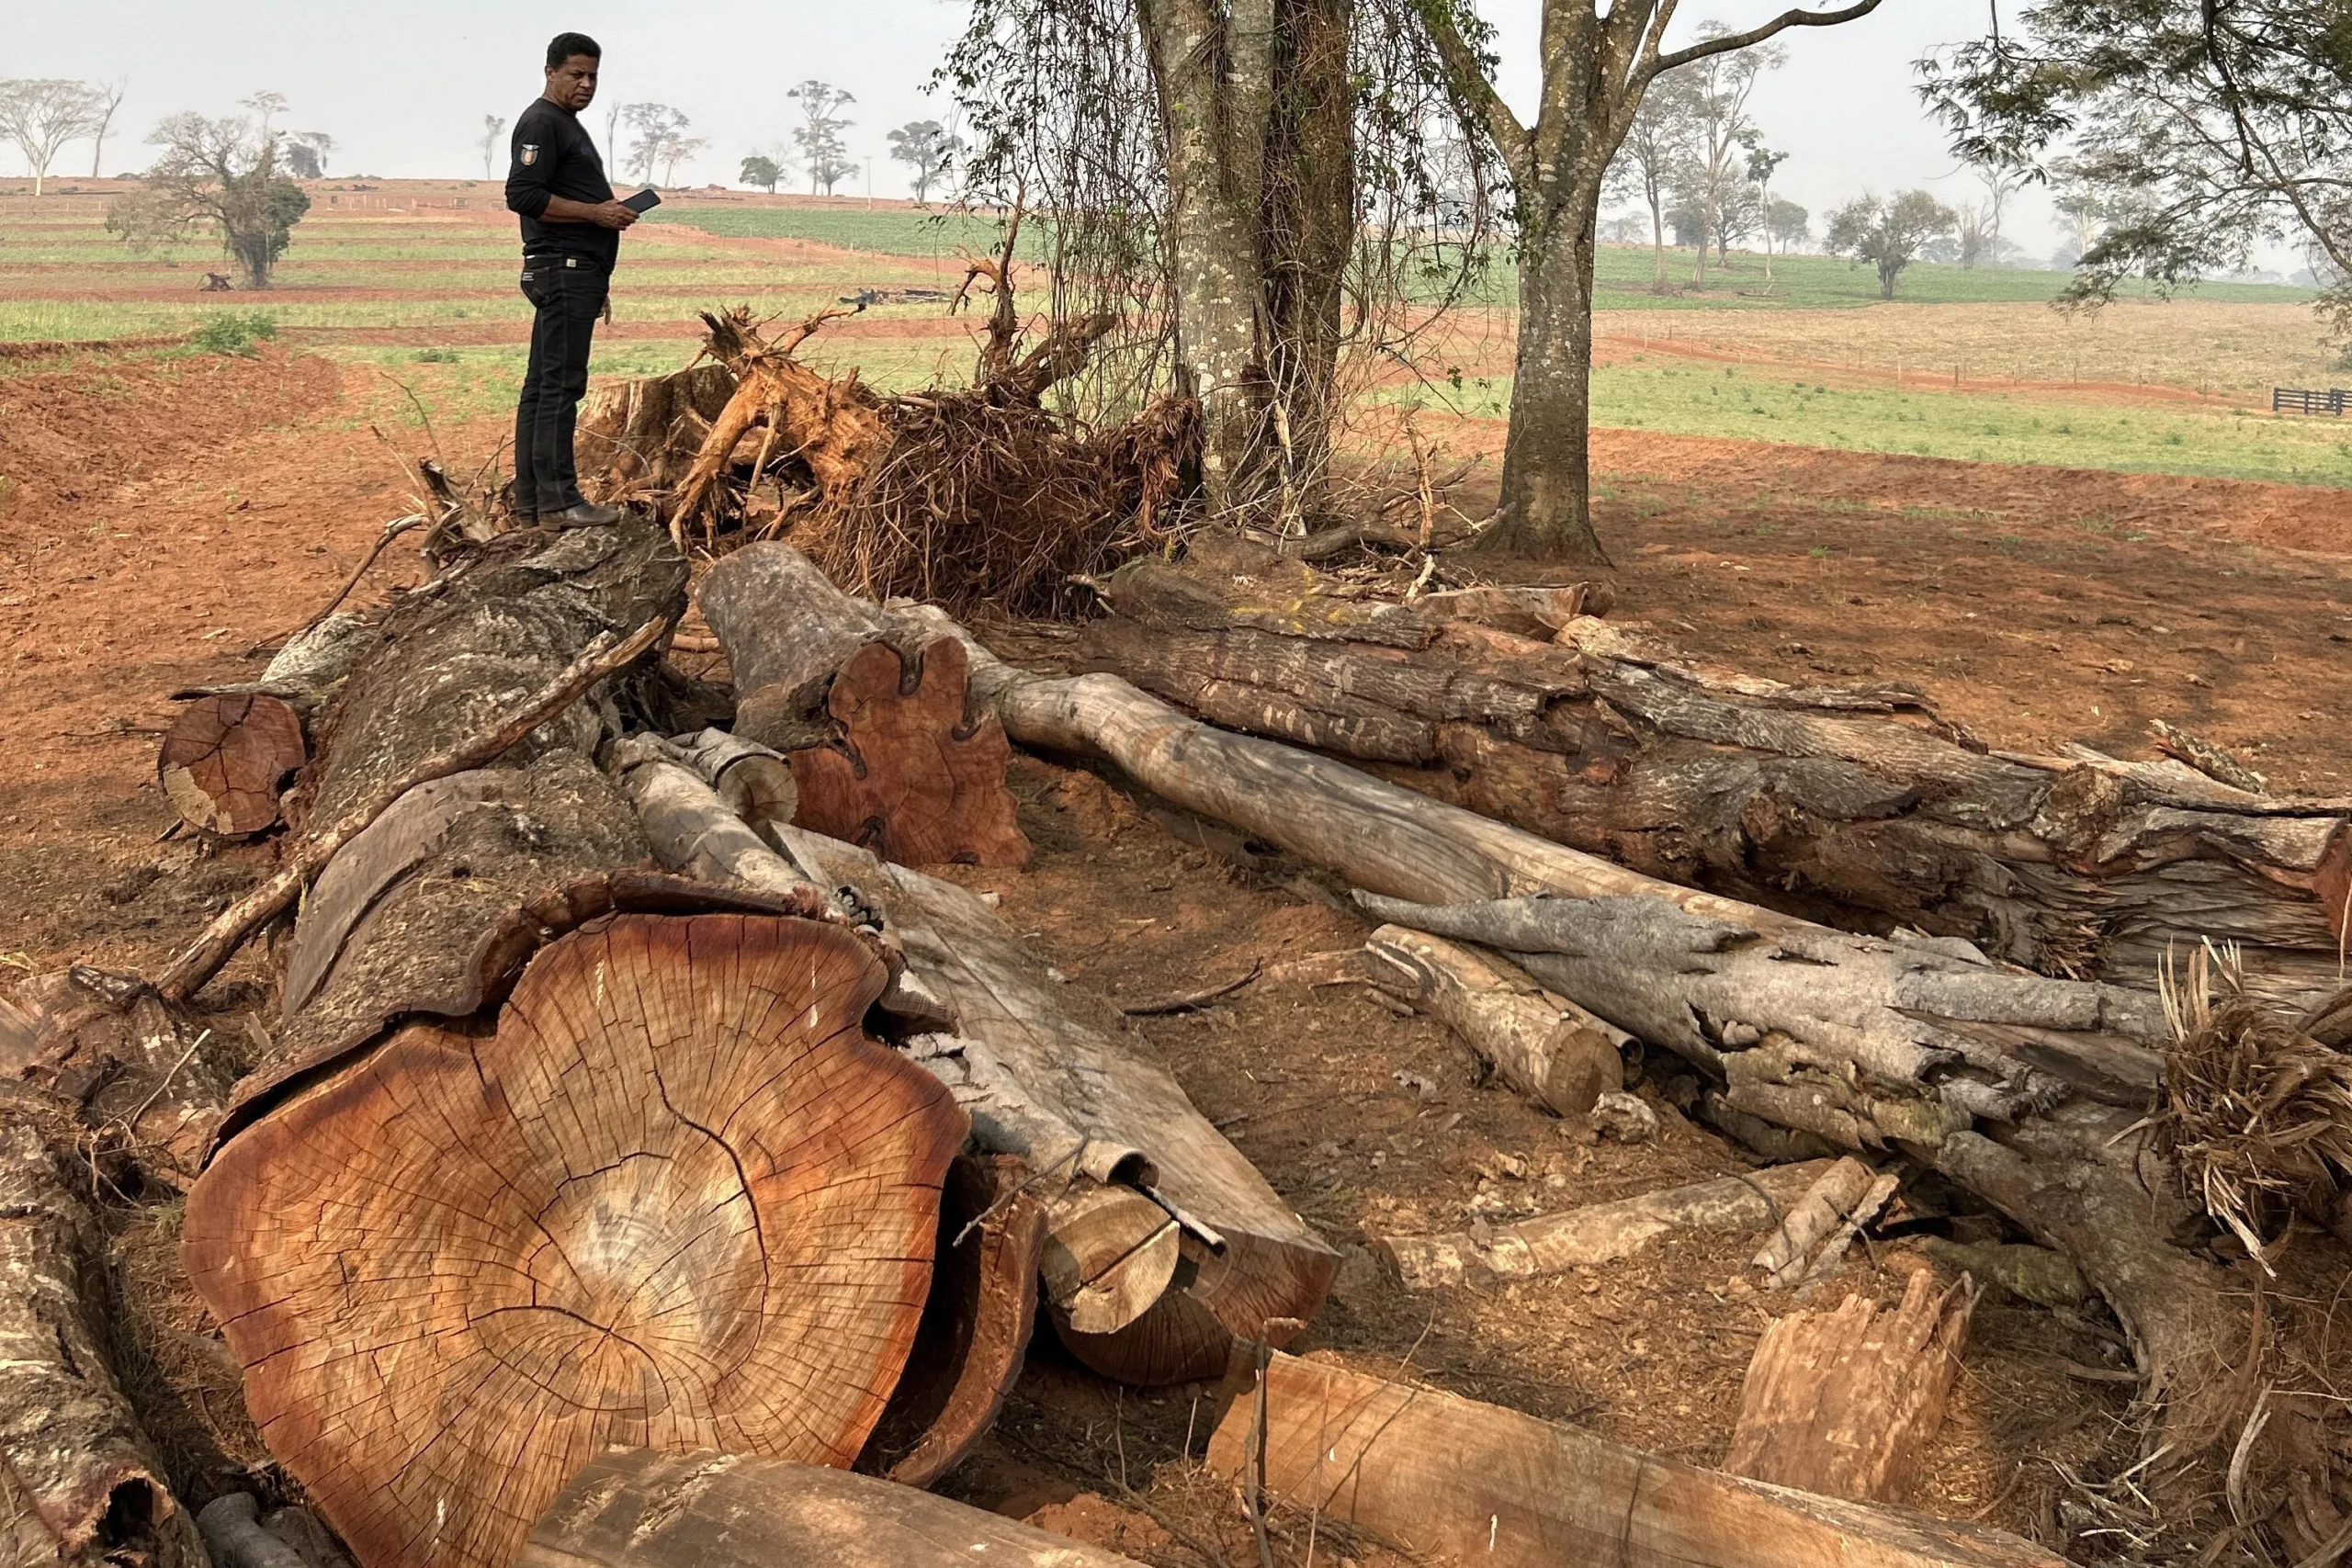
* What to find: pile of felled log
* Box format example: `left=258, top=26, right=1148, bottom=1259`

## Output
left=11, top=520, right=2349, bottom=1567
left=1077, top=556, right=2352, bottom=1009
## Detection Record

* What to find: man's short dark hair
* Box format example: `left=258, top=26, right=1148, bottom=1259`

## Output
left=546, top=32, right=601, bottom=69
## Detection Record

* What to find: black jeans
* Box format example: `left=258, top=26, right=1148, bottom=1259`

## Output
left=514, top=256, right=607, bottom=514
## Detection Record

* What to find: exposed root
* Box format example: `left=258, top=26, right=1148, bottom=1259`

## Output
left=578, top=297, right=1198, bottom=616
left=2158, top=943, right=2352, bottom=1266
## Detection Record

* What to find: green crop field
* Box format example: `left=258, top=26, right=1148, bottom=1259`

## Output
left=1383, top=359, right=2352, bottom=486
left=5, top=184, right=2340, bottom=488
left=641, top=204, right=1021, bottom=260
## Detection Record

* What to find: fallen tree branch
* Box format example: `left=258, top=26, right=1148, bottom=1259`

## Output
left=154, top=614, right=670, bottom=1002
left=1120, top=960, right=1261, bottom=1015
left=1203, top=1349, right=2063, bottom=1567
left=1378, top=1160, right=1834, bottom=1290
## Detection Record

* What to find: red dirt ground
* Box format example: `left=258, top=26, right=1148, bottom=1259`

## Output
left=5, top=348, right=2346, bottom=1562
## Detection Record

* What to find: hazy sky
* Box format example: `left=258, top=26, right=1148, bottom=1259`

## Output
left=12, top=0, right=2075, bottom=255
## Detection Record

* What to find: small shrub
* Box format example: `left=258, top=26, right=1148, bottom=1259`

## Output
left=188, top=310, right=278, bottom=356
left=413, top=347, right=458, bottom=364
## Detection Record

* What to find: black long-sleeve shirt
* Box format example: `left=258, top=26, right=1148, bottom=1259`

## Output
left=504, top=97, right=618, bottom=268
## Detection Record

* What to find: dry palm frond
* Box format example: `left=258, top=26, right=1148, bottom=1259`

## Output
left=2156, top=942, right=2352, bottom=1268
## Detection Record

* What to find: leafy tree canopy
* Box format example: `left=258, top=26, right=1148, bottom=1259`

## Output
left=107, top=113, right=310, bottom=288
left=1918, top=0, right=2352, bottom=317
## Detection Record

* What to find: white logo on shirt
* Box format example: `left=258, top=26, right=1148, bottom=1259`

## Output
left=520, top=144, right=539, bottom=166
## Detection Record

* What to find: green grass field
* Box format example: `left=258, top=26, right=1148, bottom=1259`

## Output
left=1385, top=359, right=2352, bottom=486
left=1585, top=244, right=2313, bottom=311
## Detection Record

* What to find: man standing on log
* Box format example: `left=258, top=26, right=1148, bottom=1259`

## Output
left=505, top=32, right=635, bottom=525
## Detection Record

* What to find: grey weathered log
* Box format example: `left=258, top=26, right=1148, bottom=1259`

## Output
left=671, top=726, right=797, bottom=830
left=1379, top=1159, right=1834, bottom=1289
left=1350, top=888, right=2155, bottom=1148
left=891, top=603, right=2250, bottom=1453
left=1363, top=924, right=1625, bottom=1117
left=0, top=1123, right=206, bottom=1568
left=198, top=1494, right=308, bottom=1568
left=519, top=1449, right=1148, bottom=1568
left=697, top=543, right=892, bottom=750
left=615, top=750, right=1338, bottom=1384
left=1078, top=562, right=2352, bottom=1007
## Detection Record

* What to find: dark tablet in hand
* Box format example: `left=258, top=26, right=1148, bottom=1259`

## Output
left=621, top=188, right=662, bottom=214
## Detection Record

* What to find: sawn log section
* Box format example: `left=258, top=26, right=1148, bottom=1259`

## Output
left=1079, top=560, right=2351, bottom=1005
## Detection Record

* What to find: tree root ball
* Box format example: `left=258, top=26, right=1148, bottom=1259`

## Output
left=182, top=913, right=968, bottom=1568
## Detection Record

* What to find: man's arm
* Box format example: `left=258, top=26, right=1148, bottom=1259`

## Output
left=541, top=195, right=638, bottom=229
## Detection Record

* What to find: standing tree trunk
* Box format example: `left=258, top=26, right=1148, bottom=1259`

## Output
left=1414, top=0, right=1883, bottom=561
left=1489, top=177, right=1610, bottom=560
left=1137, top=0, right=1356, bottom=525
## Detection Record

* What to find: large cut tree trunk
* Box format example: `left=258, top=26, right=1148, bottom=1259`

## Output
left=187, top=916, right=965, bottom=1568
left=0, top=1123, right=207, bottom=1568
left=1080, top=561, right=2352, bottom=1008
left=615, top=744, right=1340, bottom=1386
left=1204, top=1350, right=2062, bottom=1567
left=899, top=603, right=2264, bottom=1462
left=182, top=522, right=973, bottom=1568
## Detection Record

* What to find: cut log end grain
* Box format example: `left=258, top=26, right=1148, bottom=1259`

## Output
left=1040, top=1182, right=1181, bottom=1335
left=158, top=692, right=306, bottom=836
left=182, top=913, right=968, bottom=1568
left=789, top=636, right=1032, bottom=868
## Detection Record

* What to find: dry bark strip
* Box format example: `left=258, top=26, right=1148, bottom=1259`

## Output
left=519, top=1448, right=1148, bottom=1568
left=0, top=1122, right=206, bottom=1568
left=1379, top=1159, right=1834, bottom=1290
left=614, top=750, right=1340, bottom=1385
left=1204, top=1350, right=2063, bottom=1567
left=701, top=543, right=1028, bottom=865
left=854, top=1154, right=1047, bottom=1487
left=1079, top=559, right=2352, bottom=1007
left=1726, top=1269, right=1980, bottom=1504
left=1, top=966, right=242, bottom=1188
left=1363, top=923, right=1625, bottom=1116
left=892, top=604, right=2253, bottom=1455
left=1752, top=1156, right=1879, bottom=1287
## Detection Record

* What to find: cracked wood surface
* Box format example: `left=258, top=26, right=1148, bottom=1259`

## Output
left=184, top=913, right=967, bottom=1568
left=519, top=1448, right=1148, bottom=1568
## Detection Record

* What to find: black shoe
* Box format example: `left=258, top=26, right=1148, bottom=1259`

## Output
left=550, top=499, right=624, bottom=527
